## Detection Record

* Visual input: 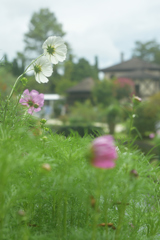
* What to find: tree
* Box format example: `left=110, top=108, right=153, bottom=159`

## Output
left=24, top=8, right=66, bottom=58
left=63, top=54, right=75, bottom=81
left=1, top=54, right=12, bottom=72
left=132, top=40, right=160, bottom=64
left=71, top=58, right=98, bottom=82
left=11, top=58, right=20, bottom=76
left=54, top=56, right=99, bottom=94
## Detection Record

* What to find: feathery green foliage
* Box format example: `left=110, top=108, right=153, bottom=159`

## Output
left=1, top=108, right=160, bottom=240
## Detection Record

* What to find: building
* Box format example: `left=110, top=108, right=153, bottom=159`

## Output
left=66, top=77, right=95, bottom=104
left=100, top=58, right=160, bottom=98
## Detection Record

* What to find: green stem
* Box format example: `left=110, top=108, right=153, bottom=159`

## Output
left=104, top=197, right=108, bottom=240
left=2, top=54, right=43, bottom=124
left=92, top=170, right=101, bottom=240
left=22, top=109, right=29, bottom=122
left=63, top=195, right=67, bottom=237
left=114, top=203, right=126, bottom=240
left=132, top=181, right=137, bottom=231
left=8, top=74, right=24, bottom=102
left=128, top=106, right=135, bottom=140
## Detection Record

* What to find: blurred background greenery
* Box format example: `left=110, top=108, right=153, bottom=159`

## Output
left=1, top=8, right=160, bottom=152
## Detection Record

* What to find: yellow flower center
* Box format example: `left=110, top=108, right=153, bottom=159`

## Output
left=47, top=45, right=55, bottom=55
left=34, top=64, right=42, bottom=74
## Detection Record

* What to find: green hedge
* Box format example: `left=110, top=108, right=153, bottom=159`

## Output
left=48, top=125, right=104, bottom=137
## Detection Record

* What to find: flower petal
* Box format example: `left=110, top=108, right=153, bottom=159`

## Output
left=35, top=73, right=41, bottom=83
left=38, top=73, right=49, bottom=83
left=54, top=40, right=65, bottom=48
left=56, top=45, right=67, bottom=53
left=54, top=52, right=66, bottom=62
left=42, top=36, right=56, bottom=49
left=50, top=55, right=59, bottom=64
left=19, top=101, right=28, bottom=106
left=93, top=158, right=115, bottom=169
left=33, top=95, right=44, bottom=107
left=28, top=107, right=34, bottom=115
left=34, top=107, right=41, bottom=112
left=30, top=90, right=39, bottom=97
left=41, top=61, right=53, bottom=77
left=23, top=89, right=30, bottom=95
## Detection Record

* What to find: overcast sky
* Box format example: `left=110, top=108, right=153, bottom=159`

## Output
left=1, top=0, right=160, bottom=68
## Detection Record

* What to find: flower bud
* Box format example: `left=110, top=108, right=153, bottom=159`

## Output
left=18, top=210, right=25, bottom=216
left=34, top=103, right=39, bottom=109
left=133, top=96, right=142, bottom=106
left=20, top=77, right=28, bottom=86
left=40, top=118, right=47, bottom=124
left=134, top=96, right=141, bottom=102
left=130, top=169, right=139, bottom=178
left=42, top=163, right=51, bottom=171
left=40, top=136, right=48, bottom=142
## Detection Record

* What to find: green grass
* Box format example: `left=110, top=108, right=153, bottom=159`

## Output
left=1, top=114, right=160, bottom=240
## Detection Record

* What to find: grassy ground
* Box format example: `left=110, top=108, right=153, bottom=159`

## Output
left=1, top=116, right=160, bottom=240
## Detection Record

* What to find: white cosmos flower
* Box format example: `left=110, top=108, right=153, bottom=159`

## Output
left=30, top=56, right=53, bottom=83
left=42, top=36, right=67, bottom=64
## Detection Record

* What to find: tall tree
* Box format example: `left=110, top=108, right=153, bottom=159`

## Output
left=72, top=58, right=98, bottom=82
left=24, top=8, right=66, bottom=58
left=11, top=52, right=26, bottom=76
left=132, top=40, right=160, bottom=64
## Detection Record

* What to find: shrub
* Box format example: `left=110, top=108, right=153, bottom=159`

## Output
left=113, top=78, right=135, bottom=100
left=92, top=79, right=115, bottom=106
left=105, top=104, right=122, bottom=134
left=133, top=100, right=158, bottom=137
left=53, top=125, right=104, bottom=137
left=68, top=100, right=102, bottom=125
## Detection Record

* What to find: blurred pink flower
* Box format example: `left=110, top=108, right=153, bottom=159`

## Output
left=19, top=89, right=44, bottom=114
left=149, top=133, right=155, bottom=139
left=90, top=135, right=118, bottom=169
left=115, top=78, right=135, bottom=88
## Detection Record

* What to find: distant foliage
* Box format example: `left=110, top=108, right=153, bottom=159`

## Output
left=24, top=8, right=66, bottom=57
left=92, top=78, right=134, bottom=108
left=55, top=57, right=98, bottom=94
left=92, top=79, right=115, bottom=106
left=132, top=40, right=160, bottom=64
left=0, top=67, right=16, bottom=99
left=71, top=58, right=98, bottom=82
left=68, top=100, right=101, bottom=125
left=133, top=96, right=160, bottom=136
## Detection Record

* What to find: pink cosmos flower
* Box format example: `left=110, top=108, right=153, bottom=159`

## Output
left=19, top=89, right=44, bottom=114
left=90, top=135, right=118, bottom=169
